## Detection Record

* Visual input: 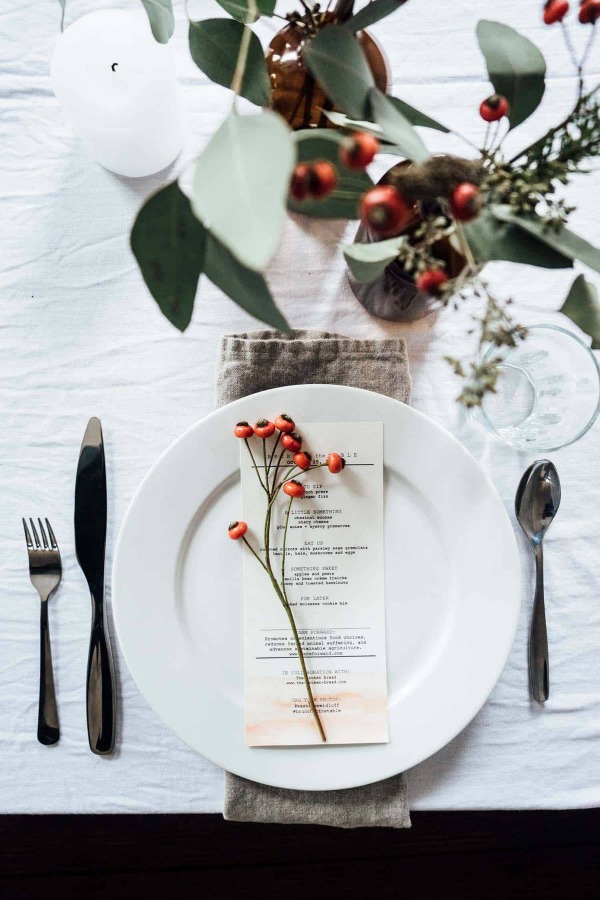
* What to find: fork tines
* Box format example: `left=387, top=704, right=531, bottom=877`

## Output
left=22, top=517, right=58, bottom=550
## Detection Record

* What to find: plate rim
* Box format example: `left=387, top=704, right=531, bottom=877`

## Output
left=113, top=384, right=521, bottom=790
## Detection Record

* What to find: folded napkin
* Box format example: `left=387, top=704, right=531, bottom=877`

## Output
left=217, top=329, right=412, bottom=829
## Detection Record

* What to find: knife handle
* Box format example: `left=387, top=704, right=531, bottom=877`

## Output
left=86, top=607, right=116, bottom=755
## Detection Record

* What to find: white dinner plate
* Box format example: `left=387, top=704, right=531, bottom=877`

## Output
left=113, top=385, right=520, bottom=791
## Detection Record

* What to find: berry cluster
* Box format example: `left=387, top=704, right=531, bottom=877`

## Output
left=230, top=415, right=345, bottom=530
left=289, top=131, right=380, bottom=203
left=543, top=1, right=600, bottom=24
left=228, top=413, right=346, bottom=742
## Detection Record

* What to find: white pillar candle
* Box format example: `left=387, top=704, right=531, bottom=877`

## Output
left=51, top=9, right=184, bottom=178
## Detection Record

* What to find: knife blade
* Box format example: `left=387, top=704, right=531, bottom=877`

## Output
left=74, top=417, right=116, bottom=755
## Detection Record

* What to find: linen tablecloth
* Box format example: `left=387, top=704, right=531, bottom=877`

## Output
left=1, top=0, right=599, bottom=813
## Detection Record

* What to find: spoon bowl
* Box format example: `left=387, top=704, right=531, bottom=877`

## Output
left=515, top=460, right=562, bottom=546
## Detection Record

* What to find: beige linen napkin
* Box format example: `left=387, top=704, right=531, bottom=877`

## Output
left=217, top=330, right=411, bottom=829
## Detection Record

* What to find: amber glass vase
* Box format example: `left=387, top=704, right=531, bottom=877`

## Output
left=266, top=19, right=389, bottom=130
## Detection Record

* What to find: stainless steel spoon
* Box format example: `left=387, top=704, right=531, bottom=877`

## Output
left=515, top=459, right=561, bottom=702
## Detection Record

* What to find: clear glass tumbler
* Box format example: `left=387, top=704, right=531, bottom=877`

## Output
left=477, top=324, right=600, bottom=451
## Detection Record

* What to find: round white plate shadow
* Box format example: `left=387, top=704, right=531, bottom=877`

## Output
left=113, top=385, right=521, bottom=791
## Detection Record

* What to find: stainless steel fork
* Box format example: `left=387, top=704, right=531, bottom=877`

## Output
left=23, top=518, right=61, bottom=745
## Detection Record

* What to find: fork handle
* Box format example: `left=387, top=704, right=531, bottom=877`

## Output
left=38, top=601, right=59, bottom=745
left=86, top=605, right=115, bottom=755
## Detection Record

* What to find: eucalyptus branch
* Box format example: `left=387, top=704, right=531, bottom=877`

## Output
left=230, top=0, right=258, bottom=105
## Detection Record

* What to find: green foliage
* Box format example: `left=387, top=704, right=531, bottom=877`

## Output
left=204, top=234, right=290, bottom=332
left=192, top=110, right=294, bottom=271
left=140, top=0, right=174, bottom=44
left=303, top=24, right=375, bottom=120
left=304, top=25, right=430, bottom=162
left=367, top=88, right=429, bottom=163
left=215, top=0, right=276, bottom=24
left=465, top=210, right=573, bottom=269
left=131, top=183, right=206, bottom=332
left=493, top=206, right=600, bottom=274
left=347, top=0, right=409, bottom=32
left=476, top=20, right=546, bottom=130
left=560, top=275, right=600, bottom=349
left=343, top=236, right=406, bottom=282
left=188, top=19, right=270, bottom=107
left=385, top=96, right=450, bottom=134
left=287, top=130, right=372, bottom=219
left=326, top=101, right=448, bottom=136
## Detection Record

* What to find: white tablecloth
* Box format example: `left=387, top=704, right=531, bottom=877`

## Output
left=1, top=0, right=599, bottom=813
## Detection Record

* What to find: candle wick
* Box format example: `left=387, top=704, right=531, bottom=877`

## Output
left=111, top=63, right=118, bottom=72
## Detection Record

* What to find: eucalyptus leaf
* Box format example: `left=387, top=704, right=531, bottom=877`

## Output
left=325, top=98, right=449, bottom=136
left=188, top=19, right=270, bottom=107
left=131, top=182, right=206, bottom=332
left=343, top=236, right=405, bottom=282
left=192, top=110, right=294, bottom=271
left=204, top=234, right=289, bottom=332
left=493, top=206, right=600, bottom=274
left=140, top=0, right=174, bottom=44
left=303, top=24, right=374, bottom=120
left=476, top=20, right=546, bottom=130
left=560, top=275, right=600, bottom=349
left=368, top=88, right=429, bottom=163
left=386, top=96, right=449, bottom=133
left=464, top=210, right=572, bottom=269
left=347, top=0, right=409, bottom=32
left=215, top=0, right=276, bottom=24
left=288, top=129, right=373, bottom=219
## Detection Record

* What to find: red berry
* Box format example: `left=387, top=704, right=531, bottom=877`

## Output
left=479, top=94, right=510, bottom=122
left=543, top=0, right=570, bottom=23
left=326, top=452, right=346, bottom=474
left=360, top=185, right=411, bottom=237
left=308, top=161, right=337, bottom=199
left=228, top=520, right=248, bottom=540
left=274, top=414, right=295, bottom=433
left=339, top=132, right=380, bottom=170
left=293, top=451, right=312, bottom=471
left=234, top=421, right=254, bottom=439
left=253, top=418, right=275, bottom=439
left=579, top=0, right=600, bottom=22
left=449, top=182, right=481, bottom=222
left=290, top=164, right=311, bottom=201
left=415, top=269, right=448, bottom=293
left=283, top=480, right=306, bottom=499
left=281, top=432, right=302, bottom=453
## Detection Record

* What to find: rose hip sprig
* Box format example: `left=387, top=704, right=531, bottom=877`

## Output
left=228, top=413, right=346, bottom=743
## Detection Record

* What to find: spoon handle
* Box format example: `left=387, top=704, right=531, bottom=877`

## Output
left=529, top=544, right=549, bottom=702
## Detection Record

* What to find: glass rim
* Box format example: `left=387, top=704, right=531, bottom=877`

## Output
left=479, top=323, right=600, bottom=452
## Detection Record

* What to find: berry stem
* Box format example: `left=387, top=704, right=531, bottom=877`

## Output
left=266, top=432, right=282, bottom=489
left=242, top=536, right=268, bottom=572
left=244, top=438, right=268, bottom=494
left=279, top=495, right=326, bottom=742
left=262, top=438, right=269, bottom=493
left=281, top=496, right=293, bottom=596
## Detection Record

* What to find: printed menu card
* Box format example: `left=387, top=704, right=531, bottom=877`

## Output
left=242, top=422, right=388, bottom=746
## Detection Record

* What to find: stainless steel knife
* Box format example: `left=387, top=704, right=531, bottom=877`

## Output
left=74, top=417, right=116, bottom=755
